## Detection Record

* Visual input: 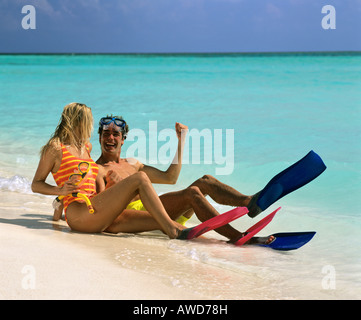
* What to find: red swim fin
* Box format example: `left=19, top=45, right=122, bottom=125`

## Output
left=234, top=207, right=281, bottom=246
left=178, top=207, right=249, bottom=240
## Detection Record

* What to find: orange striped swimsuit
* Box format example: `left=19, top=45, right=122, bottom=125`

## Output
left=52, top=144, right=98, bottom=215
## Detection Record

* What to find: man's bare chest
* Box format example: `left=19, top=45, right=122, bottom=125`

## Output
left=105, top=161, right=138, bottom=179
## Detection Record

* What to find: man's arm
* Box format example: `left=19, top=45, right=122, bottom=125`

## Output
left=140, top=122, right=188, bottom=184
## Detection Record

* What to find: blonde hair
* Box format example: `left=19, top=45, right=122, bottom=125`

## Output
left=41, top=102, right=93, bottom=157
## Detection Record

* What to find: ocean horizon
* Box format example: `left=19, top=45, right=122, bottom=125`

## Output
left=1, top=50, right=360, bottom=55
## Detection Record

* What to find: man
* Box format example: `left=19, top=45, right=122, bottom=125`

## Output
left=95, top=115, right=262, bottom=243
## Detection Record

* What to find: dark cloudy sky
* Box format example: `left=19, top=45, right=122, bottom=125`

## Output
left=1, top=0, right=360, bottom=53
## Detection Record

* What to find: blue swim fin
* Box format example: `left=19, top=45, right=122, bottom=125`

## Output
left=258, top=231, right=316, bottom=251
left=248, top=150, right=326, bottom=217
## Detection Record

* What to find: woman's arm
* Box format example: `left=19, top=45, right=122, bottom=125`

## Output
left=31, top=145, right=78, bottom=196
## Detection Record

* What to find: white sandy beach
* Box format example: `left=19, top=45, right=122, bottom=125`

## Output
left=0, top=192, right=201, bottom=300
left=2, top=190, right=360, bottom=301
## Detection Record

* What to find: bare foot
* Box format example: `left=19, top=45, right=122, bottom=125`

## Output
left=230, top=233, right=275, bottom=245
left=246, top=235, right=275, bottom=245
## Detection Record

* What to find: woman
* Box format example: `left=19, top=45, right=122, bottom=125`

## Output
left=31, top=102, right=184, bottom=238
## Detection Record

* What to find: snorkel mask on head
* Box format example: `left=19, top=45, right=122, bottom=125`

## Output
left=99, top=116, right=128, bottom=139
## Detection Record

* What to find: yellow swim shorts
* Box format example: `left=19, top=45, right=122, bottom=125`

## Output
left=126, top=199, right=147, bottom=211
left=126, top=199, right=190, bottom=226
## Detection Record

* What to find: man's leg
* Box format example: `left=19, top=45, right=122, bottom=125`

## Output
left=159, top=187, right=243, bottom=242
left=159, top=189, right=194, bottom=221
left=190, top=175, right=252, bottom=207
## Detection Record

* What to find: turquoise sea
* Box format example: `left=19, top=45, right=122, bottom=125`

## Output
left=0, top=53, right=360, bottom=299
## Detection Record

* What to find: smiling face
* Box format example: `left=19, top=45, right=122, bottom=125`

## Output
left=99, top=122, right=125, bottom=158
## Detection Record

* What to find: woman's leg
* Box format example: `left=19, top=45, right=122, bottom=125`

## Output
left=105, top=210, right=160, bottom=234
left=104, top=209, right=186, bottom=234
left=66, top=172, right=180, bottom=238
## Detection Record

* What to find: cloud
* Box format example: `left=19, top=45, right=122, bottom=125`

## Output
left=31, top=0, right=60, bottom=17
